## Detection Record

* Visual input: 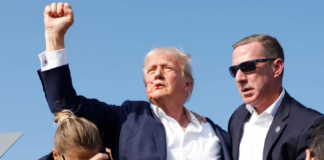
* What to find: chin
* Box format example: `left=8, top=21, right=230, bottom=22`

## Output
left=149, top=92, right=167, bottom=100
left=242, top=96, right=256, bottom=105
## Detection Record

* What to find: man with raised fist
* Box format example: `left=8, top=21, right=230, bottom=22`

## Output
left=38, top=2, right=232, bottom=160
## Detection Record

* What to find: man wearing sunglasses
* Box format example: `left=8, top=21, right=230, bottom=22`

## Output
left=227, top=34, right=324, bottom=160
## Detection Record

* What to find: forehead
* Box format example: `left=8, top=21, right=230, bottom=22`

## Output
left=146, top=53, right=180, bottom=67
left=232, top=41, right=265, bottom=65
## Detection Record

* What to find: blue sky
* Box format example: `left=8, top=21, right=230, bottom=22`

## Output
left=1, top=0, right=324, bottom=159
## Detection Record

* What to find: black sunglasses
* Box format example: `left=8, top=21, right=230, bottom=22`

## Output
left=229, top=58, right=276, bottom=78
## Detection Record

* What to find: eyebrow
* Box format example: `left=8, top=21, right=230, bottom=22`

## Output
left=147, top=61, right=174, bottom=69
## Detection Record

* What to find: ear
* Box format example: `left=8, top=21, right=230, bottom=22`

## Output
left=305, top=149, right=312, bottom=160
left=273, top=58, right=284, bottom=78
left=52, top=148, right=59, bottom=160
left=184, top=81, right=194, bottom=92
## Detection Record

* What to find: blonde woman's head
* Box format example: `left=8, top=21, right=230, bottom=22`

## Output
left=52, top=110, right=102, bottom=160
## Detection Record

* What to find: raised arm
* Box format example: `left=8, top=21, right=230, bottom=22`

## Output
left=38, top=3, right=129, bottom=147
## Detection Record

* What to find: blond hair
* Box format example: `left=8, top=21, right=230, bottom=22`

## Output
left=143, top=47, right=194, bottom=102
left=53, top=110, right=102, bottom=156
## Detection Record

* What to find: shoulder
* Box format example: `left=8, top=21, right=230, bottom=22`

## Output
left=206, top=118, right=229, bottom=137
left=228, top=103, right=246, bottom=123
left=121, top=100, right=150, bottom=109
left=121, top=100, right=151, bottom=114
left=283, top=95, right=324, bottom=133
left=231, top=103, right=246, bottom=116
left=289, top=96, right=324, bottom=122
left=121, top=100, right=150, bottom=107
left=38, top=152, right=54, bottom=160
left=292, top=98, right=322, bottom=115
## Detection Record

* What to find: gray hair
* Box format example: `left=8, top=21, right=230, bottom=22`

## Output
left=143, top=48, right=194, bottom=102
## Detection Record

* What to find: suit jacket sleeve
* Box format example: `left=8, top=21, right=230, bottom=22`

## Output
left=38, top=64, right=129, bottom=146
left=296, top=116, right=324, bottom=160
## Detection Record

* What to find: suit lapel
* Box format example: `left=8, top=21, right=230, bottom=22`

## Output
left=262, top=118, right=287, bottom=160
left=148, top=107, right=167, bottom=160
left=263, top=92, right=292, bottom=160
left=232, top=109, right=251, bottom=160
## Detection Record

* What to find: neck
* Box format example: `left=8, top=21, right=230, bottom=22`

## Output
left=253, top=86, right=283, bottom=115
left=153, top=99, right=184, bottom=120
left=152, top=98, right=190, bottom=131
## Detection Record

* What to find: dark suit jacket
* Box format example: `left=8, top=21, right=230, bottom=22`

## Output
left=228, top=91, right=324, bottom=160
left=38, top=65, right=232, bottom=160
left=39, top=152, right=53, bottom=160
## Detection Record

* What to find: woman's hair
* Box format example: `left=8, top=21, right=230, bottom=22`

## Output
left=53, top=110, right=102, bottom=156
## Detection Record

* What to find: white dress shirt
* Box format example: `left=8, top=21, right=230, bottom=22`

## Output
left=39, top=49, right=222, bottom=160
left=239, top=89, right=285, bottom=160
left=151, top=104, right=222, bottom=160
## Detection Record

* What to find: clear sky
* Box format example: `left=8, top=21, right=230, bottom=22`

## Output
left=1, top=0, right=324, bottom=159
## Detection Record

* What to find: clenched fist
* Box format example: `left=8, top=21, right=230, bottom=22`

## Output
left=44, top=2, right=73, bottom=36
left=43, top=2, right=74, bottom=52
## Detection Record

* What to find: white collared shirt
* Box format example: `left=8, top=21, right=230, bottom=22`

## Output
left=39, top=49, right=222, bottom=160
left=239, top=89, right=285, bottom=160
left=151, top=104, right=222, bottom=160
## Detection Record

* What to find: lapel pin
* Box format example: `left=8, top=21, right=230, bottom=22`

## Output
left=275, top=126, right=281, bottom=133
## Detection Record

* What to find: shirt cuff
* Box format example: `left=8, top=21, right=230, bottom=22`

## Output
left=39, top=49, right=68, bottom=71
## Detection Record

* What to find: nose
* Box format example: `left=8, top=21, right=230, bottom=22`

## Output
left=154, top=67, right=164, bottom=80
left=235, top=69, right=247, bottom=84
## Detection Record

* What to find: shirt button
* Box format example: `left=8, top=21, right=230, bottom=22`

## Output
left=184, top=138, right=186, bottom=142
left=44, top=60, right=47, bottom=64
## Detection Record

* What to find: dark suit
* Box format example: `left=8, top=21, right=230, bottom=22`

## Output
left=38, top=65, right=232, bottom=160
left=228, top=91, right=324, bottom=160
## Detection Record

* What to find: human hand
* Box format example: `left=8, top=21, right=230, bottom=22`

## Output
left=43, top=2, right=74, bottom=52
left=44, top=2, right=73, bottom=36
left=191, top=111, right=207, bottom=123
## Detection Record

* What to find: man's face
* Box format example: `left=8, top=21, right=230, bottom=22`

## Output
left=144, top=53, right=188, bottom=103
left=232, top=42, right=274, bottom=106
